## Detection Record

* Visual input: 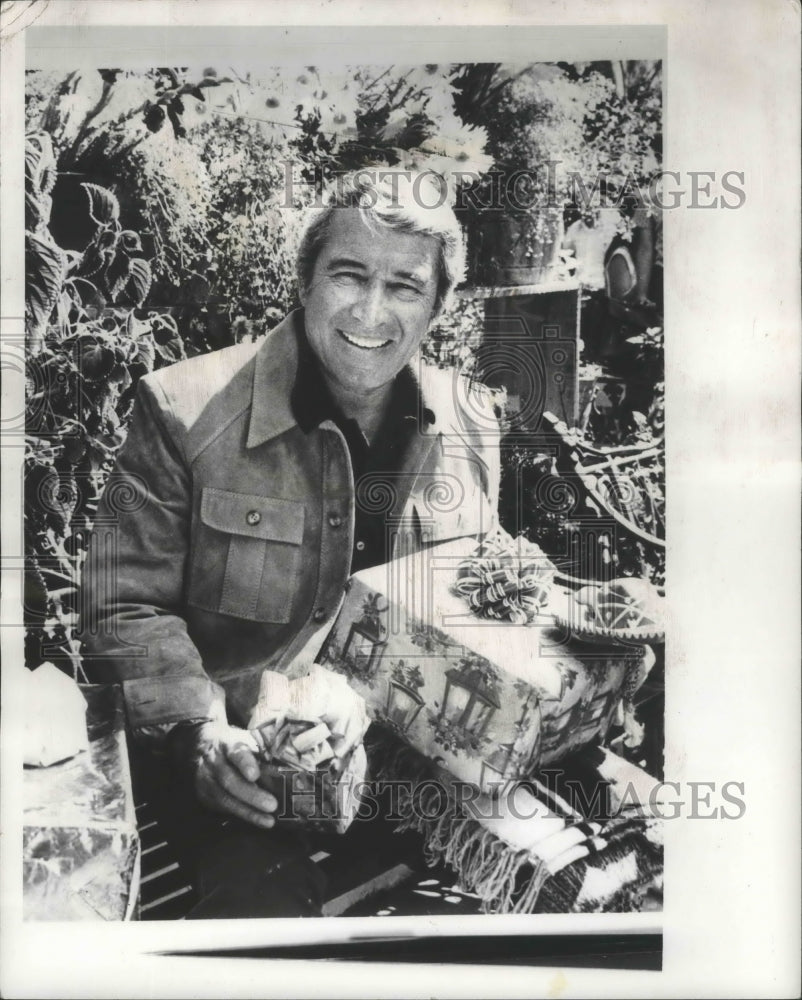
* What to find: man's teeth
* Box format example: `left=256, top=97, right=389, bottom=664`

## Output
left=340, top=330, right=391, bottom=350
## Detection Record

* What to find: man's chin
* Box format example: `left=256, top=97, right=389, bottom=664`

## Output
left=328, top=365, right=400, bottom=399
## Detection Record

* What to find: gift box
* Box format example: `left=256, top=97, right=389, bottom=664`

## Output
left=255, top=719, right=367, bottom=834
left=23, top=685, right=140, bottom=921
left=248, top=668, right=369, bottom=834
left=318, top=538, right=649, bottom=794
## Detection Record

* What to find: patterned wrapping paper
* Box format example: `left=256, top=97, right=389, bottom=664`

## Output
left=318, top=538, right=650, bottom=793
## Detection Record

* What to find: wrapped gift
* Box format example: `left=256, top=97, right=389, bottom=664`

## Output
left=318, top=538, right=650, bottom=793
left=249, top=667, right=369, bottom=834
left=255, top=718, right=367, bottom=834
left=23, top=684, right=140, bottom=921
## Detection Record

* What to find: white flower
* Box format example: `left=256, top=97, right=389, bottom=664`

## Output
left=418, top=124, right=494, bottom=177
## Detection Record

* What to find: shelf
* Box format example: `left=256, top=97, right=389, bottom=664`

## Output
left=457, top=279, right=581, bottom=299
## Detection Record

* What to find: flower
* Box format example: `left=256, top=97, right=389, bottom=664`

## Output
left=418, top=123, right=494, bottom=177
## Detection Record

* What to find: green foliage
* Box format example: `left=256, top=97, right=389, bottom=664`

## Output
left=24, top=131, right=182, bottom=673
left=422, top=295, right=484, bottom=368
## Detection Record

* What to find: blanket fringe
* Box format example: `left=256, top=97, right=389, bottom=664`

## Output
left=364, top=731, right=662, bottom=914
left=367, top=734, right=550, bottom=914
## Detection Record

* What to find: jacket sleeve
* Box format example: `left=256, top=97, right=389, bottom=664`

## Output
left=79, top=374, right=226, bottom=734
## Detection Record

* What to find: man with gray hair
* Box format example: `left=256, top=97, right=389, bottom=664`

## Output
left=80, top=169, right=500, bottom=917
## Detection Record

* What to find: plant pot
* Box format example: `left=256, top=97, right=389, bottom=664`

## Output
left=468, top=208, right=563, bottom=287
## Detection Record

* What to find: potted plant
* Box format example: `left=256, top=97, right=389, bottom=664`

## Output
left=452, top=61, right=662, bottom=288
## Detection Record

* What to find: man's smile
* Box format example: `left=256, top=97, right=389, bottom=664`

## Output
left=337, top=329, right=393, bottom=350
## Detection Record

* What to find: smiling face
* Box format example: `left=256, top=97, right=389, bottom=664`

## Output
left=299, top=210, right=440, bottom=398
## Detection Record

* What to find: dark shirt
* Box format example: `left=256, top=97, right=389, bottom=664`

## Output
left=290, top=323, right=433, bottom=574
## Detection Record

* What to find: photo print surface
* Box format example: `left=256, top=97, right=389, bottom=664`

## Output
left=20, top=32, right=666, bottom=931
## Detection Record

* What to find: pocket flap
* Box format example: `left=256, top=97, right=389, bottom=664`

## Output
left=200, top=488, right=305, bottom=544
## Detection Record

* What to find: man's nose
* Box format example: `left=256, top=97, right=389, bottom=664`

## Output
left=350, top=280, right=388, bottom=328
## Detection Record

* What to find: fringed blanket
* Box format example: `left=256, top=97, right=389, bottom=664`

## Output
left=366, top=732, right=663, bottom=914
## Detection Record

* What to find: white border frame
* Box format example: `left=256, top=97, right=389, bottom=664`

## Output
left=2, top=3, right=800, bottom=997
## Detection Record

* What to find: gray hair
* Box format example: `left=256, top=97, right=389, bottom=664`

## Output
left=296, top=170, right=466, bottom=317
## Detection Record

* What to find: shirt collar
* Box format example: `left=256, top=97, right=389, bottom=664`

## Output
left=291, top=323, right=433, bottom=435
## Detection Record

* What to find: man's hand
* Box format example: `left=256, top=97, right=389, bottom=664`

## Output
left=171, top=721, right=279, bottom=829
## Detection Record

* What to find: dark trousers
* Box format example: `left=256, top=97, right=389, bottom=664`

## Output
left=130, top=743, right=327, bottom=919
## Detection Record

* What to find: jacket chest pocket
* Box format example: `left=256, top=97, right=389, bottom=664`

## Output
left=188, top=488, right=305, bottom=623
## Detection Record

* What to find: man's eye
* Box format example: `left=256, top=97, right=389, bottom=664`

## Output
left=332, top=271, right=365, bottom=283
left=390, top=283, right=422, bottom=297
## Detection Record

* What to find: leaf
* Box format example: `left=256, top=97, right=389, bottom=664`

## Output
left=119, top=230, right=143, bottom=254
left=184, top=270, right=210, bottom=305
left=155, top=334, right=186, bottom=365
left=38, top=148, right=57, bottom=199
left=148, top=310, right=184, bottom=364
left=125, top=311, right=148, bottom=338
left=25, top=138, right=41, bottom=183
left=25, top=133, right=58, bottom=230
left=26, top=233, right=67, bottom=352
left=105, top=250, right=130, bottom=301
left=81, top=182, right=120, bottom=226
left=74, top=335, right=119, bottom=382
left=150, top=312, right=180, bottom=343
left=77, top=243, right=108, bottom=281
left=25, top=186, right=49, bottom=232
left=109, top=362, right=133, bottom=394
left=114, top=258, right=152, bottom=308
left=130, top=331, right=156, bottom=374
left=76, top=280, right=107, bottom=319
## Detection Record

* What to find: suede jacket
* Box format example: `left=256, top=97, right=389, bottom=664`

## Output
left=79, top=310, right=500, bottom=731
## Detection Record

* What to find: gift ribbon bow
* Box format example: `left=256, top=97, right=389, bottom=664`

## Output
left=454, top=535, right=555, bottom=625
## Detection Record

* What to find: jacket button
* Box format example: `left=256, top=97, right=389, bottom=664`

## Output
left=328, top=513, right=343, bottom=528
left=312, top=607, right=327, bottom=622
left=246, top=510, right=261, bottom=526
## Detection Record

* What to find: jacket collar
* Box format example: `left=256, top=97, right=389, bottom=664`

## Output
left=247, top=308, right=440, bottom=449
left=247, top=309, right=302, bottom=448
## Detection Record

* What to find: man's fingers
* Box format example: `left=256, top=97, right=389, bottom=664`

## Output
left=197, top=775, right=276, bottom=830
left=225, top=739, right=260, bottom=782
left=216, top=760, right=278, bottom=815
